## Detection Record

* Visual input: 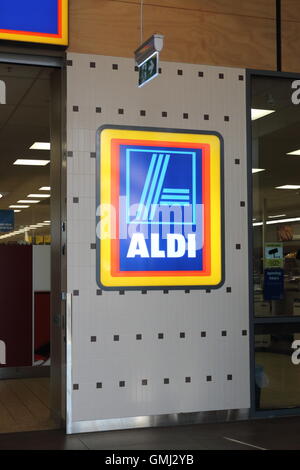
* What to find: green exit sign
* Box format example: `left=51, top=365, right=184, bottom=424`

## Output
left=138, top=52, right=158, bottom=87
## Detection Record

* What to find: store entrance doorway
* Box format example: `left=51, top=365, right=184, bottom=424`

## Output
left=250, top=71, right=300, bottom=417
left=0, top=58, right=64, bottom=433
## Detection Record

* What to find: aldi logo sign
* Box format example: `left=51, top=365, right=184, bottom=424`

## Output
left=0, top=0, right=68, bottom=46
left=97, top=126, right=224, bottom=290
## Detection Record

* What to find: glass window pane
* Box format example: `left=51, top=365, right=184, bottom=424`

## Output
left=255, top=323, right=300, bottom=410
left=252, top=76, right=300, bottom=317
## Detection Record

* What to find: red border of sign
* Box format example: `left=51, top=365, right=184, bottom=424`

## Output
left=0, top=0, right=63, bottom=38
left=109, top=138, right=211, bottom=278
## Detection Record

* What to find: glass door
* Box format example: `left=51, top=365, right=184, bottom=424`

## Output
left=0, top=58, right=64, bottom=433
left=250, top=72, right=300, bottom=414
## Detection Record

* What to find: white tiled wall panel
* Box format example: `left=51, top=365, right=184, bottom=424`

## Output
left=66, top=53, right=250, bottom=425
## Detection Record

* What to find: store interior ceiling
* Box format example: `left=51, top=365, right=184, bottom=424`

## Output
left=0, top=63, right=52, bottom=242
left=252, top=76, right=300, bottom=222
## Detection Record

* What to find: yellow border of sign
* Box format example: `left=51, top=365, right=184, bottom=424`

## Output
left=0, top=0, right=68, bottom=46
left=99, top=127, right=223, bottom=288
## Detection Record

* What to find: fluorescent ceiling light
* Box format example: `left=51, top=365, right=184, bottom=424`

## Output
left=268, top=214, right=286, bottom=218
left=276, top=185, right=300, bottom=189
left=287, top=150, right=300, bottom=156
left=267, top=217, right=300, bottom=225
left=18, top=200, right=40, bottom=204
left=39, top=186, right=51, bottom=191
left=14, top=159, right=50, bottom=166
left=251, top=109, right=275, bottom=121
left=0, top=194, right=3, bottom=199
left=44, top=220, right=51, bottom=223
left=9, top=205, right=29, bottom=208
left=14, top=210, right=21, bottom=213
left=30, top=142, right=51, bottom=150
left=252, top=168, right=265, bottom=174
left=27, top=194, right=50, bottom=198
left=253, top=217, right=300, bottom=226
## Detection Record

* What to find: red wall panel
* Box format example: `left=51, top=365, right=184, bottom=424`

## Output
left=0, top=245, right=32, bottom=367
